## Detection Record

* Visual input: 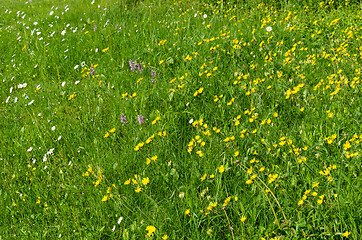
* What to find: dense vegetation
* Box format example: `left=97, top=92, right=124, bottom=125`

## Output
left=1, top=0, right=361, bottom=239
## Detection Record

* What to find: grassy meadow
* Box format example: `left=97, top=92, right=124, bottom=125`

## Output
left=1, top=0, right=361, bottom=239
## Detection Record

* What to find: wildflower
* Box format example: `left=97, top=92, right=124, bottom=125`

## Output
left=203, top=14, right=207, bottom=18
left=94, top=25, right=97, bottom=32
left=185, top=209, right=190, bottom=215
left=162, top=235, right=168, bottom=240
left=145, top=225, right=156, bottom=237
left=129, top=60, right=136, bottom=72
left=138, top=115, right=145, bottom=125
left=101, top=195, right=109, bottom=201
left=266, top=26, right=272, bottom=32
left=135, top=186, right=142, bottom=192
left=218, top=165, right=225, bottom=173
left=117, top=216, right=123, bottom=224
left=240, top=216, right=246, bottom=223
left=137, top=63, right=143, bottom=73
left=151, top=70, right=156, bottom=83
left=342, top=231, right=351, bottom=238
left=142, top=177, right=150, bottom=185
left=120, top=113, right=128, bottom=126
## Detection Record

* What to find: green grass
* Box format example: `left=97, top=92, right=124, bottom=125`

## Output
left=1, top=0, right=361, bottom=239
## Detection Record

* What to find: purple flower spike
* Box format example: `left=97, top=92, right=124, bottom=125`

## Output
left=151, top=70, right=156, bottom=78
left=138, top=115, right=145, bottom=125
left=137, top=63, right=143, bottom=74
left=129, top=60, right=136, bottom=72
left=120, top=113, right=128, bottom=126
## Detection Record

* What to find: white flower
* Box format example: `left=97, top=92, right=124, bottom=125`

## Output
left=189, top=119, right=194, bottom=124
left=117, top=217, right=123, bottom=224
left=112, top=226, right=116, bottom=232
left=203, top=14, right=207, bottom=18
left=61, top=30, right=66, bottom=35
left=28, top=100, right=34, bottom=105
left=33, top=22, right=38, bottom=25
left=81, top=61, right=86, bottom=67
left=51, top=126, right=56, bottom=131
left=58, top=136, right=62, bottom=141
left=194, top=13, right=197, bottom=17
left=49, top=11, right=54, bottom=15
left=61, top=81, right=66, bottom=87
left=266, top=26, right=272, bottom=32
left=75, top=80, right=80, bottom=85
left=27, top=147, right=33, bottom=152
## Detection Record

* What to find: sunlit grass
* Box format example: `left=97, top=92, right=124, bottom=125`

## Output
left=1, top=0, right=361, bottom=239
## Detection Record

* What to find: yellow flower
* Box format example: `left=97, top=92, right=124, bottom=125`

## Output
left=162, top=235, right=168, bottom=240
left=101, top=195, right=109, bottom=202
left=135, top=186, right=142, bottom=193
left=102, top=47, right=109, bottom=52
left=218, top=165, right=225, bottom=173
left=142, top=177, right=150, bottom=185
left=185, top=209, right=190, bottom=215
left=109, top=128, right=116, bottom=133
left=342, top=231, right=351, bottom=238
left=234, top=151, right=239, bottom=157
left=240, top=216, right=246, bottom=223
left=68, top=94, right=76, bottom=100
left=104, top=132, right=110, bottom=138
left=145, top=225, right=156, bottom=237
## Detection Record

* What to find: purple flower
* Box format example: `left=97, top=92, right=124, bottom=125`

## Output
left=120, top=113, right=128, bottom=126
left=94, top=25, right=97, bottom=32
left=151, top=70, right=156, bottom=83
left=90, top=67, right=95, bottom=75
left=137, top=115, right=145, bottom=125
left=129, top=60, right=136, bottom=72
left=137, top=63, right=143, bottom=74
